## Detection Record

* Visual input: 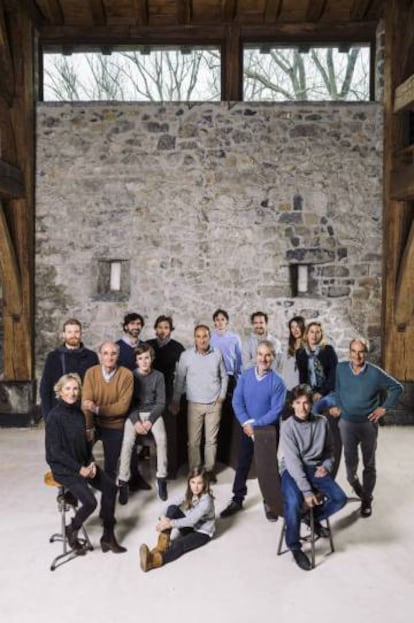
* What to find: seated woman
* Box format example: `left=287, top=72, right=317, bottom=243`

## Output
left=296, top=321, right=337, bottom=414
left=139, top=467, right=215, bottom=572
left=280, top=384, right=347, bottom=571
left=118, top=344, right=168, bottom=503
left=45, top=373, right=126, bottom=555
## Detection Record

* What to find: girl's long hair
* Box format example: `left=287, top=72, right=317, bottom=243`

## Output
left=183, top=467, right=212, bottom=510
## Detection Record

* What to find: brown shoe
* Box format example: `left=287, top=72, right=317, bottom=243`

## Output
left=140, top=544, right=163, bottom=572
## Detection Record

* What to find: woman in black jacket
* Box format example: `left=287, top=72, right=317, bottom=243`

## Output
left=295, top=322, right=337, bottom=413
left=45, top=373, right=126, bottom=554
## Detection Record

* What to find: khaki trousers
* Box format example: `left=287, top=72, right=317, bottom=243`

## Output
left=187, top=401, right=222, bottom=472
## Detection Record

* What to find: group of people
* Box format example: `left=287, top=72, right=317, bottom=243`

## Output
left=43, top=309, right=403, bottom=571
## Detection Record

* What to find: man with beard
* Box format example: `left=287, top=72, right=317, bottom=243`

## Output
left=116, top=312, right=146, bottom=371
left=242, top=311, right=282, bottom=372
left=147, top=315, right=185, bottom=402
left=40, top=318, right=98, bottom=420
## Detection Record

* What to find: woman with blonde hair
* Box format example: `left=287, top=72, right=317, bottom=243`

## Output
left=45, top=372, right=126, bottom=555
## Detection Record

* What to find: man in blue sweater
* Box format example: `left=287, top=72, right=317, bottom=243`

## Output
left=221, top=341, right=286, bottom=520
left=332, top=337, right=403, bottom=517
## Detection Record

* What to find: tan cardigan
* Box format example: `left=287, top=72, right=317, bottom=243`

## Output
left=82, top=365, right=133, bottom=430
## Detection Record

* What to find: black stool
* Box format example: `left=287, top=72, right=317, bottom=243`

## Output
left=277, top=505, right=335, bottom=569
left=44, top=471, right=93, bottom=571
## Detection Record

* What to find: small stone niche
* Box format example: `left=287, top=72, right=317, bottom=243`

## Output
left=96, top=259, right=130, bottom=301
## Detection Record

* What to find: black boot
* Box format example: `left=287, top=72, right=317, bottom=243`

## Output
left=100, top=528, right=127, bottom=554
left=66, top=523, right=86, bottom=555
left=118, top=479, right=129, bottom=505
left=129, top=471, right=151, bottom=492
left=157, top=478, right=168, bottom=501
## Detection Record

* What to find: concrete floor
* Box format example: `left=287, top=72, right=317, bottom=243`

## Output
left=0, top=425, right=413, bottom=623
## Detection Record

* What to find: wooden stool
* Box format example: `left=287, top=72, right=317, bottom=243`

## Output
left=277, top=505, right=335, bottom=569
left=44, top=471, right=93, bottom=571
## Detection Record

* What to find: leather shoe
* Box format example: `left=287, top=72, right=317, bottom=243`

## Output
left=100, top=530, right=127, bottom=554
left=118, top=480, right=129, bottom=505
left=206, top=471, right=217, bottom=484
left=360, top=499, right=372, bottom=518
left=220, top=500, right=243, bottom=518
left=314, top=521, right=330, bottom=538
left=157, top=478, right=168, bottom=501
left=65, top=524, right=86, bottom=555
left=292, top=549, right=312, bottom=571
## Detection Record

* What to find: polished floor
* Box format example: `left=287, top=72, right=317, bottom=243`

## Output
left=0, top=425, right=413, bottom=623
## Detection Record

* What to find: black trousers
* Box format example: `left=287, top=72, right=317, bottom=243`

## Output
left=55, top=466, right=117, bottom=530
left=163, top=505, right=210, bottom=564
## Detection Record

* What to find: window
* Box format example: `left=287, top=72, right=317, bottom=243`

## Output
left=243, top=45, right=371, bottom=102
left=42, top=46, right=221, bottom=102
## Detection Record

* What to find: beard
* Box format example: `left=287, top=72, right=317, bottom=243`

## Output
left=66, top=337, right=81, bottom=348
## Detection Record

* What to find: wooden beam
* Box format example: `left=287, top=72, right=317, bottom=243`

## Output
left=264, top=0, right=283, bottom=23
left=306, top=0, right=327, bottom=22
left=0, top=3, right=15, bottom=104
left=17, top=0, right=47, bottom=28
left=41, top=0, right=64, bottom=25
left=391, top=164, right=414, bottom=200
left=88, top=0, right=106, bottom=27
left=394, top=73, right=414, bottom=113
left=223, top=0, right=237, bottom=22
left=131, top=0, right=149, bottom=26
left=0, top=202, right=22, bottom=316
left=222, top=24, right=241, bottom=101
left=39, top=20, right=378, bottom=45
left=177, top=0, right=192, bottom=25
left=350, top=0, right=372, bottom=21
left=395, top=220, right=414, bottom=328
left=0, top=160, right=24, bottom=198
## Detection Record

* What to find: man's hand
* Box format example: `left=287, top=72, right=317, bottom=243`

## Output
left=134, top=421, right=147, bottom=435
left=329, top=406, right=341, bottom=418
left=82, top=399, right=98, bottom=414
left=314, top=465, right=328, bottom=478
left=169, top=401, right=180, bottom=415
left=242, top=422, right=254, bottom=438
left=368, top=407, right=386, bottom=422
left=304, top=493, right=320, bottom=508
left=79, top=465, right=91, bottom=478
left=215, top=396, right=224, bottom=406
left=86, top=428, right=95, bottom=443
left=312, top=392, right=322, bottom=403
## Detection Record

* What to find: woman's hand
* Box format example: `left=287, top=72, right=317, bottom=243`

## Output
left=156, top=516, right=172, bottom=532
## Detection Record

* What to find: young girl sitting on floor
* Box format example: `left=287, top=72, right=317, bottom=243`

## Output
left=118, top=344, right=167, bottom=503
left=139, top=467, right=215, bottom=572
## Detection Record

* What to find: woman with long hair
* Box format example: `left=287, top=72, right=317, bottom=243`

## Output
left=139, top=467, right=215, bottom=571
left=281, top=315, right=306, bottom=391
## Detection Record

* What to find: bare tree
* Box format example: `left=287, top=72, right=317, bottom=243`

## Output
left=43, top=46, right=369, bottom=102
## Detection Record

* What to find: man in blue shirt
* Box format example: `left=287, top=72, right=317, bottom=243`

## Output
left=332, top=337, right=403, bottom=517
left=221, top=341, right=286, bottom=520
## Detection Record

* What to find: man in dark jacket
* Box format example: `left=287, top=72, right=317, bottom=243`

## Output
left=40, top=318, right=98, bottom=419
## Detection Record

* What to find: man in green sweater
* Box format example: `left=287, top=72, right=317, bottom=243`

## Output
left=332, top=337, right=403, bottom=518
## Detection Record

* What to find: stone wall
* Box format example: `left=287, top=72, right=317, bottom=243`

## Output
left=35, top=101, right=383, bottom=379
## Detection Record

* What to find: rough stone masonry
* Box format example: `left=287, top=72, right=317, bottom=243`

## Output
left=35, top=101, right=383, bottom=381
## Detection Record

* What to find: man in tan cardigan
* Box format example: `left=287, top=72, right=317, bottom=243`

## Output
left=82, top=341, right=133, bottom=483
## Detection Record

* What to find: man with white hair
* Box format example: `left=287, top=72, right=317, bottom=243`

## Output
left=332, top=337, right=403, bottom=518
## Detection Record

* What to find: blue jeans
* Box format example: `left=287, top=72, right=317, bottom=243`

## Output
left=281, top=467, right=347, bottom=551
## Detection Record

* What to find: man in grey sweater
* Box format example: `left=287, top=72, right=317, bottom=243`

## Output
left=280, top=384, right=347, bottom=571
left=171, top=324, right=228, bottom=481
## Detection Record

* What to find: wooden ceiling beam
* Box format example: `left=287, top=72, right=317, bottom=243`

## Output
left=306, top=0, right=327, bottom=22
left=351, top=0, right=373, bottom=21
left=177, top=0, right=192, bottom=25
left=39, top=20, right=378, bottom=45
left=0, top=160, right=24, bottom=198
left=42, top=0, right=65, bottom=25
left=0, top=5, right=14, bottom=104
left=17, top=0, right=47, bottom=28
left=132, top=0, right=149, bottom=26
left=223, top=0, right=237, bottom=22
left=395, top=220, right=414, bottom=328
left=264, top=0, right=283, bottom=24
left=394, top=74, right=414, bottom=113
left=88, top=0, right=106, bottom=26
left=0, top=203, right=22, bottom=316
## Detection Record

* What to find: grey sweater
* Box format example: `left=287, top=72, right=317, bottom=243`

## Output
left=129, top=369, right=166, bottom=425
left=173, top=346, right=228, bottom=404
left=280, top=414, right=334, bottom=497
left=168, top=492, right=215, bottom=538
